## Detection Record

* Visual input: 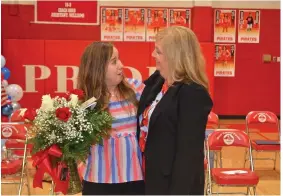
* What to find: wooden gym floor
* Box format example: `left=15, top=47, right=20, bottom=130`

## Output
left=1, top=119, right=281, bottom=195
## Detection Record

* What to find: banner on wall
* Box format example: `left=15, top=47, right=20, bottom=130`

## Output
left=214, top=9, right=236, bottom=43
left=214, top=44, right=236, bottom=77
left=101, top=7, right=124, bottom=41
left=238, top=10, right=260, bottom=43
left=169, top=8, right=191, bottom=28
left=3, top=40, right=215, bottom=108
left=123, top=8, right=146, bottom=42
left=146, top=8, right=168, bottom=42
left=35, top=1, right=99, bottom=25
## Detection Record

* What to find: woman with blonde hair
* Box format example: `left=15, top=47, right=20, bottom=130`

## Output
left=137, top=26, right=213, bottom=195
left=78, top=42, right=145, bottom=195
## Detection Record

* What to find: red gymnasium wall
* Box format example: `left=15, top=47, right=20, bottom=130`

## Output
left=213, top=8, right=280, bottom=116
left=1, top=3, right=280, bottom=115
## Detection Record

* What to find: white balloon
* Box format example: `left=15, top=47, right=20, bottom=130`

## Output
left=11, top=102, right=21, bottom=111
left=1, top=55, right=6, bottom=68
left=2, top=80, right=8, bottom=88
left=6, top=84, right=24, bottom=102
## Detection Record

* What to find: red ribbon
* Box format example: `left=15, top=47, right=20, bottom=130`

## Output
left=32, top=144, right=69, bottom=195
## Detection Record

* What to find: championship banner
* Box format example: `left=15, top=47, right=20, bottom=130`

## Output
left=169, top=9, right=191, bottom=28
left=123, top=8, right=146, bottom=42
left=101, top=7, right=124, bottom=41
left=214, top=44, right=236, bottom=77
left=35, top=1, right=98, bottom=25
left=238, top=10, right=260, bottom=43
left=146, top=8, right=168, bottom=42
left=214, top=9, right=236, bottom=43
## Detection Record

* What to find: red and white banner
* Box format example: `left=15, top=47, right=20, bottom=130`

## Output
left=3, top=39, right=215, bottom=109
left=101, top=7, right=124, bottom=41
left=123, top=8, right=146, bottom=42
left=214, top=9, right=236, bottom=43
left=35, top=1, right=99, bottom=25
left=238, top=10, right=260, bottom=43
left=146, top=8, right=168, bottom=42
left=169, top=8, right=191, bottom=28
left=214, top=44, right=236, bottom=77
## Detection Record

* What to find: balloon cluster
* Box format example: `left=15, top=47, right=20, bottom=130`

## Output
left=1, top=55, right=24, bottom=122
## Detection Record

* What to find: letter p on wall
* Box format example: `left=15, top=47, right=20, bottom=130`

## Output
left=24, top=65, right=51, bottom=92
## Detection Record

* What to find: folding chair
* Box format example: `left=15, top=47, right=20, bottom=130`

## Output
left=205, top=112, right=222, bottom=168
left=204, top=112, right=221, bottom=194
left=206, top=111, right=220, bottom=129
left=206, top=129, right=259, bottom=195
left=245, top=111, right=280, bottom=170
left=8, top=112, right=33, bottom=158
left=10, top=109, right=25, bottom=123
left=1, top=122, right=31, bottom=195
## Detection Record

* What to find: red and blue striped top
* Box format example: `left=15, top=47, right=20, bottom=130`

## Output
left=79, top=78, right=145, bottom=183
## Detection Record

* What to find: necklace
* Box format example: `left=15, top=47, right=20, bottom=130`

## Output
left=109, top=90, right=117, bottom=97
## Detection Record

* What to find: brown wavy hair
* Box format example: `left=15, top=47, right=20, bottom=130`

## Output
left=77, top=42, right=138, bottom=110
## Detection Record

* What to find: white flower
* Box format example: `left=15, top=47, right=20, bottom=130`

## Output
left=40, top=95, right=54, bottom=111
left=69, top=94, right=78, bottom=107
left=50, top=131, right=56, bottom=141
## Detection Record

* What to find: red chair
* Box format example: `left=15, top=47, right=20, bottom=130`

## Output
left=7, top=111, right=33, bottom=157
left=206, top=129, right=259, bottom=195
left=204, top=112, right=221, bottom=193
left=10, top=109, right=25, bottom=123
left=206, top=111, right=220, bottom=129
left=1, top=122, right=31, bottom=195
left=245, top=111, right=280, bottom=170
left=205, top=112, right=222, bottom=168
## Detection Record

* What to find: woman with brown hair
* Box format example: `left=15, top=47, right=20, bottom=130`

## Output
left=78, top=42, right=144, bottom=195
left=137, top=26, right=213, bottom=195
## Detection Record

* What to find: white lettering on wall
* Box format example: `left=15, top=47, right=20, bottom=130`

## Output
left=23, top=65, right=156, bottom=92
left=24, top=65, right=51, bottom=92
left=55, top=65, right=79, bottom=93
left=123, top=66, right=142, bottom=81
left=147, top=66, right=156, bottom=76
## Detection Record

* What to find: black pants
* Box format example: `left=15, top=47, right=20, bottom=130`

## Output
left=82, top=180, right=145, bottom=195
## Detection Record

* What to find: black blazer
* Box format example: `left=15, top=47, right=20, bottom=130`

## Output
left=137, top=71, right=213, bottom=195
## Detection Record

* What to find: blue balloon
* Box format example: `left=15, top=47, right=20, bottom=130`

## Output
left=1, top=104, right=13, bottom=116
left=7, top=95, right=11, bottom=100
left=1, top=67, right=11, bottom=80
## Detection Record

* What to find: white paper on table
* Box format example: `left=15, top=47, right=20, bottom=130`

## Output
left=221, top=170, right=248, bottom=175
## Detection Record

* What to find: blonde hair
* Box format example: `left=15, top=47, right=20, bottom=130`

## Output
left=155, top=26, right=209, bottom=90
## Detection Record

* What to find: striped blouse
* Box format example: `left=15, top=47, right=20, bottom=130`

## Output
left=79, top=78, right=145, bottom=183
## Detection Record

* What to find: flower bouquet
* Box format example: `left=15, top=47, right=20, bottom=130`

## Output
left=22, top=89, right=112, bottom=195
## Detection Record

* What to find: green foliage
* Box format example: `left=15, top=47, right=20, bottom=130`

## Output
left=29, top=108, right=113, bottom=163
